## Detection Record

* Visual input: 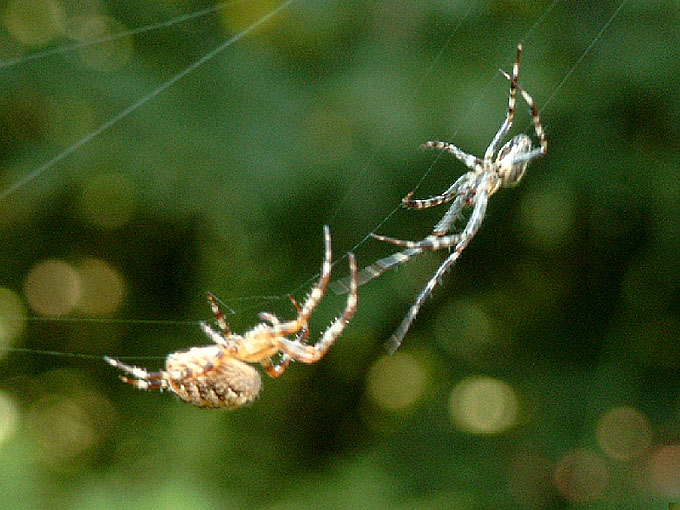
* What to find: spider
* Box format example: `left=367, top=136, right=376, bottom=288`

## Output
left=333, top=43, right=546, bottom=352
left=105, top=225, right=358, bottom=409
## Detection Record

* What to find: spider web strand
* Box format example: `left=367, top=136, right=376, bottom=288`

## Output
left=0, top=0, right=297, bottom=202
left=0, top=0, right=256, bottom=71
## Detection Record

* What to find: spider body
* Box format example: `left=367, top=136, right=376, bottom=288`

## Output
left=494, top=133, right=533, bottom=186
left=106, top=225, right=358, bottom=409
left=161, top=346, right=262, bottom=409
left=333, top=43, right=546, bottom=352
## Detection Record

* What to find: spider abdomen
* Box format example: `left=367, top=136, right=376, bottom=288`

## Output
left=166, top=346, right=262, bottom=409
left=496, top=133, right=533, bottom=186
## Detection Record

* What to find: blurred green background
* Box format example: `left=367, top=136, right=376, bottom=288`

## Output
left=1, top=0, right=679, bottom=508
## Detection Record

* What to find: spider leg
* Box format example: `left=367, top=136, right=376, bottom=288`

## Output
left=330, top=247, right=422, bottom=294
left=206, top=292, right=232, bottom=336
left=296, top=327, right=310, bottom=345
left=279, top=253, right=358, bottom=363
left=520, top=85, right=547, bottom=156
left=385, top=248, right=462, bottom=353
left=261, top=356, right=290, bottom=378
left=401, top=171, right=474, bottom=211
left=332, top=226, right=462, bottom=294
left=200, top=321, right=243, bottom=352
left=370, top=233, right=427, bottom=249
left=259, top=296, right=309, bottom=340
left=387, top=175, right=491, bottom=353
left=201, top=293, right=247, bottom=351
left=432, top=189, right=475, bottom=236
left=498, top=72, right=548, bottom=160
left=458, top=175, right=492, bottom=241
left=269, top=225, right=333, bottom=338
left=286, top=294, right=310, bottom=344
left=104, top=356, right=170, bottom=391
left=372, top=233, right=463, bottom=251
left=421, top=141, right=484, bottom=174
left=506, top=147, right=546, bottom=166
left=297, top=225, right=333, bottom=322
left=263, top=342, right=307, bottom=379
left=332, top=173, right=475, bottom=295
left=260, top=294, right=311, bottom=378
left=258, top=312, right=281, bottom=325
left=484, top=43, right=522, bottom=164
left=340, top=182, right=476, bottom=294
left=287, top=294, right=301, bottom=313
left=335, top=218, right=464, bottom=295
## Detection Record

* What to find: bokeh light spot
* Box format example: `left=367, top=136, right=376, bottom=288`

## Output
left=366, top=353, right=429, bottom=411
left=553, top=449, right=609, bottom=503
left=2, top=0, right=66, bottom=46
left=76, top=173, right=136, bottom=229
left=0, top=391, right=20, bottom=446
left=434, top=300, right=502, bottom=363
left=75, top=258, right=126, bottom=315
left=221, top=0, right=279, bottom=35
left=596, top=406, right=652, bottom=461
left=66, top=15, right=132, bottom=71
left=29, top=395, right=96, bottom=467
left=449, top=376, right=519, bottom=434
left=23, top=259, right=81, bottom=316
left=61, top=0, right=105, bottom=19
left=0, top=288, right=26, bottom=357
left=27, top=370, right=115, bottom=471
left=647, top=444, right=680, bottom=497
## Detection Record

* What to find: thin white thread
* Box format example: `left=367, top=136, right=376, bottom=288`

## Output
left=0, top=0, right=296, bottom=202
left=3, top=0, right=630, bottom=358
left=0, top=0, right=256, bottom=70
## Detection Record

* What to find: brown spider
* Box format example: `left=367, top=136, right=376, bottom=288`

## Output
left=105, top=225, right=358, bottom=409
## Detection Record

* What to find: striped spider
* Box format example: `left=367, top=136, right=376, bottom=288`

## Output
left=105, top=225, right=358, bottom=409
left=334, top=43, right=546, bottom=352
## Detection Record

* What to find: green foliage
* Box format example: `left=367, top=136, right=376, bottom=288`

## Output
left=1, top=0, right=679, bottom=508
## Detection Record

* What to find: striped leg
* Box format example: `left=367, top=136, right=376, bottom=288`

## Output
left=371, top=233, right=462, bottom=251
left=520, top=85, right=547, bottom=156
left=260, top=296, right=309, bottom=378
left=259, top=296, right=309, bottom=343
left=432, top=191, right=473, bottom=236
left=402, top=172, right=474, bottom=210
left=498, top=73, right=548, bottom=161
left=206, top=292, right=232, bottom=336
left=200, top=321, right=243, bottom=352
left=286, top=295, right=310, bottom=344
left=201, top=293, right=249, bottom=352
left=295, top=225, right=333, bottom=323
left=330, top=247, right=422, bottom=294
left=387, top=175, right=491, bottom=352
left=255, top=313, right=291, bottom=378
left=420, top=141, right=483, bottom=173
left=386, top=247, right=462, bottom=353
left=279, top=253, right=358, bottom=363
left=484, top=43, right=522, bottom=164
left=270, top=225, right=333, bottom=337
left=104, top=356, right=170, bottom=391
left=330, top=183, right=471, bottom=295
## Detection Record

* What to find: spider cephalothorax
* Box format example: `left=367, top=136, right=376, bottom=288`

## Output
left=106, top=225, right=358, bottom=409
